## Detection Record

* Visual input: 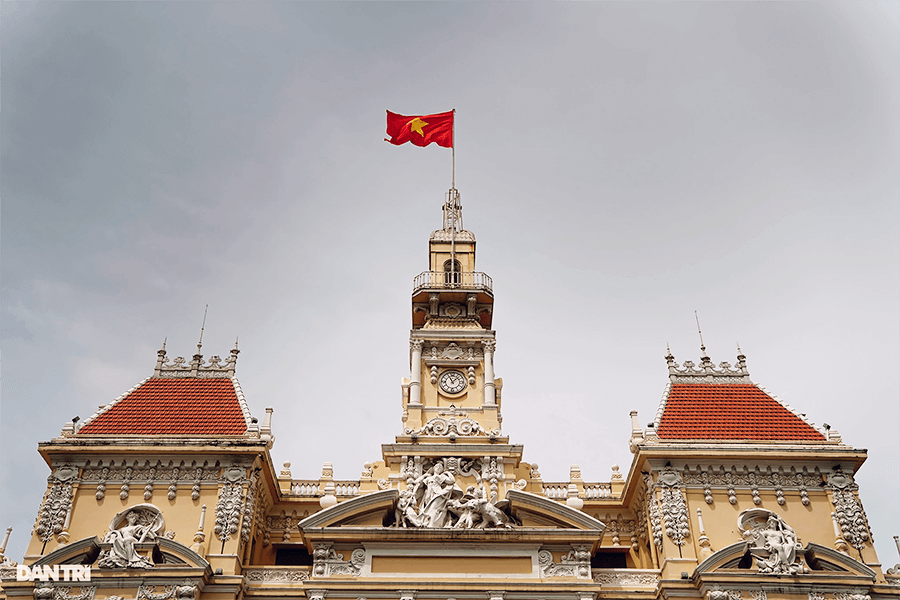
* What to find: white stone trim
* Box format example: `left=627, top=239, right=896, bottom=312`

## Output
left=78, top=378, right=151, bottom=430
left=753, top=383, right=833, bottom=442
left=231, top=377, right=254, bottom=430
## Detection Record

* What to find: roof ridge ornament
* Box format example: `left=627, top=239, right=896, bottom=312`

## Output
left=666, top=347, right=751, bottom=383
left=153, top=344, right=240, bottom=378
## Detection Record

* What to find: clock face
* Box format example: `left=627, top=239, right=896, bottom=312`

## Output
left=438, top=370, right=467, bottom=395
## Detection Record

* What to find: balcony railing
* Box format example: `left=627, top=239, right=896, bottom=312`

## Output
left=412, top=271, right=493, bottom=294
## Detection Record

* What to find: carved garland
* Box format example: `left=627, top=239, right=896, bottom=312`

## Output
left=214, top=468, right=246, bottom=543
left=828, top=470, right=871, bottom=550
left=656, top=470, right=689, bottom=547
left=831, top=489, right=870, bottom=550
left=240, top=473, right=259, bottom=545
left=644, top=476, right=663, bottom=552
left=35, top=468, right=77, bottom=543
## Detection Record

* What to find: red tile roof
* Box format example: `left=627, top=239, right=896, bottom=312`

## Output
left=78, top=378, right=248, bottom=435
left=656, top=383, right=825, bottom=442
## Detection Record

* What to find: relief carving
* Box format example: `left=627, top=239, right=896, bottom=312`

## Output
left=214, top=468, right=246, bottom=543
left=538, top=546, right=590, bottom=579
left=97, top=505, right=164, bottom=569
left=35, top=468, right=77, bottom=544
left=828, top=470, right=871, bottom=550
left=312, top=544, right=364, bottom=577
left=244, top=568, right=310, bottom=582
left=593, top=571, right=659, bottom=586
left=657, top=470, right=689, bottom=547
left=739, top=509, right=807, bottom=574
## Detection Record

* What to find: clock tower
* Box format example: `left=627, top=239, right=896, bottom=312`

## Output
left=386, top=187, right=519, bottom=500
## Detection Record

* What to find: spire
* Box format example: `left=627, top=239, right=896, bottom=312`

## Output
left=155, top=338, right=168, bottom=377
left=442, top=187, right=463, bottom=232
left=695, top=311, right=713, bottom=370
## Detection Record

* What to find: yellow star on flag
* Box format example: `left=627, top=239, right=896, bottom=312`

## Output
left=409, top=117, right=428, bottom=136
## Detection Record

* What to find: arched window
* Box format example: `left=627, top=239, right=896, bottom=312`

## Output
left=443, top=259, right=461, bottom=286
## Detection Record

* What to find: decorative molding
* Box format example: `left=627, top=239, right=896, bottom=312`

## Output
left=828, top=470, right=871, bottom=550
left=33, top=587, right=96, bottom=600
left=592, top=570, right=659, bottom=586
left=136, top=582, right=196, bottom=600
left=244, top=568, right=309, bottom=582
left=538, top=546, right=590, bottom=579
left=665, top=349, right=750, bottom=383
left=214, top=467, right=246, bottom=543
left=35, top=468, right=76, bottom=543
left=312, top=544, right=364, bottom=577
left=153, top=344, right=239, bottom=379
left=644, top=475, right=663, bottom=552
left=240, top=471, right=259, bottom=545
left=657, top=470, right=689, bottom=547
left=405, top=416, right=488, bottom=438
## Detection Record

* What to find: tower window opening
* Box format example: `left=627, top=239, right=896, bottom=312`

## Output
left=444, top=259, right=462, bottom=286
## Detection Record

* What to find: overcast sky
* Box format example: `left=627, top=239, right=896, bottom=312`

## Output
left=2, top=1, right=898, bottom=566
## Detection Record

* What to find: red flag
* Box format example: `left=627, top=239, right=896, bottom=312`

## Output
left=385, top=110, right=453, bottom=148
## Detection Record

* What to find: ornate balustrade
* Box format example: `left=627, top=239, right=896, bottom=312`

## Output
left=286, top=480, right=360, bottom=497
left=287, top=480, right=320, bottom=496
left=412, top=271, right=493, bottom=294
left=542, top=482, right=614, bottom=500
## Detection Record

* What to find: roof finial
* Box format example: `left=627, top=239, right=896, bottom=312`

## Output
left=197, top=304, right=209, bottom=354
left=162, top=337, right=167, bottom=351
left=234, top=336, right=239, bottom=351
left=694, top=311, right=707, bottom=357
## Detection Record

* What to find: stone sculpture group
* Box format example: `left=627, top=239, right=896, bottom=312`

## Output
left=394, top=462, right=510, bottom=529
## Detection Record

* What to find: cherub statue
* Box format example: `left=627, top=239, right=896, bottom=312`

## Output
left=394, top=489, right=422, bottom=528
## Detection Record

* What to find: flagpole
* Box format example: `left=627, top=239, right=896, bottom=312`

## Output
left=451, top=109, right=456, bottom=190
left=451, top=109, right=456, bottom=284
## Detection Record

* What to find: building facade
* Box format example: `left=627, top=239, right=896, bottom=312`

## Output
left=2, top=190, right=899, bottom=600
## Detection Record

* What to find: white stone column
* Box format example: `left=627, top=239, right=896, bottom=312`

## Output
left=483, top=340, right=496, bottom=405
left=409, top=340, right=423, bottom=406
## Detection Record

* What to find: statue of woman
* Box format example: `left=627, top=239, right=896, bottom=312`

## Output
left=757, top=514, right=800, bottom=573
left=412, top=462, right=458, bottom=528
left=101, top=511, right=156, bottom=568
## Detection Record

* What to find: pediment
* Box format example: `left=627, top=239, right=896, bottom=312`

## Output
left=297, top=488, right=605, bottom=533
left=29, top=536, right=210, bottom=571
left=696, top=541, right=876, bottom=579
left=299, top=489, right=400, bottom=529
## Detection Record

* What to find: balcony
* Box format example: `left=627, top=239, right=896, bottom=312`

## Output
left=412, top=271, right=493, bottom=294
